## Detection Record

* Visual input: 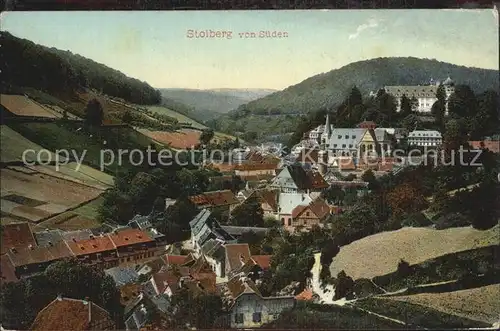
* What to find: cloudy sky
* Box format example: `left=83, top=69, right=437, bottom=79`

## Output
left=1, top=10, right=498, bottom=89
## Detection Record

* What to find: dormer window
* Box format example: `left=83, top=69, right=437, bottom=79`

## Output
left=345, top=135, right=349, bottom=139
left=338, top=135, right=342, bottom=139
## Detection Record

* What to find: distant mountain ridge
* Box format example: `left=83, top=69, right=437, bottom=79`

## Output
left=159, top=88, right=277, bottom=121
left=212, top=57, right=498, bottom=139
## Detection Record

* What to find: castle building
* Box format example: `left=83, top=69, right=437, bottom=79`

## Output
left=383, top=77, right=455, bottom=114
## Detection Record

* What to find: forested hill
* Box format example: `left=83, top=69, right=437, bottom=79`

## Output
left=1, top=32, right=161, bottom=105
left=233, top=57, right=498, bottom=116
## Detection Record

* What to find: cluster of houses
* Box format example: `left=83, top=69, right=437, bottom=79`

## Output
left=0, top=220, right=167, bottom=285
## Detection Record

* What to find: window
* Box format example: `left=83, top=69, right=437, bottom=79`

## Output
left=349, top=144, right=353, bottom=148
left=306, top=211, right=310, bottom=216
left=287, top=218, right=291, bottom=226
left=253, top=312, right=262, bottom=323
left=338, top=135, right=342, bottom=139
left=352, top=135, right=356, bottom=139
left=235, top=313, right=244, bottom=324
left=333, top=144, right=337, bottom=147
left=345, top=135, right=349, bottom=139
left=342, top=144, right=346, bottom=148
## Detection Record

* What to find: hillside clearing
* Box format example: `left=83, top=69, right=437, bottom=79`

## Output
left=30, top=163, right=114, bottom=190
left=147, top=105, right=207, bottom=129
left=330, top=225, right=500, bottom=280
left=138, top=128, right=202, bottom=149
left=386, top=284, right=500, bottom=325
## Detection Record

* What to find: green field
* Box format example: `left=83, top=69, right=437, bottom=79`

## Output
left=7, top=122, right=156, bottom=173
left=0, top=125, right=63, bottom=163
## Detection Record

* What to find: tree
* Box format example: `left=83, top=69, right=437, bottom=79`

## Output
left=361, top=169, right=378, bottom=190
left=431, top=100, right=446, bottom=130
left=333, top=270, right=355, bottom=300
left=443, top=118, right=469, bottom=155
left=122, top=110, right=133, bottom=124
left=155, top=197, right=199, bottom=243
left=320, top=239, right=340, bottom=266
left=230, top=196, right=264, bottom=227
left=238, top=231, right=265, bottom=255
left=199, top=129, right=215, bottom=145
left=387, top=183, right=428, bottom=217
left=84, top=98, right=104, bottom=127
left=410, top=96, right=419, bottom=113
left=436, top=84, right=446, bottom=103
left=168, top=289, right=224, bottom=329
left=396, top=259, right=412, bottom=277
left=322, top=185, right=345, bottom=205
left=400, top=94, right=412, bottom=116
left=0, top=259, right=122, bottom=330
left=448, top=85, right=477, bottom=119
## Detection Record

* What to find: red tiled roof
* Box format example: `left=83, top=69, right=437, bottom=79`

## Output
left=151, top=271, right=179, bottom=295
left=0, top=254, right=19, bottom=285
left=164, top=255, right=189, bottom=266
left=225, top=244, right=251, bottom=272
left=7, top=241, right=73, bottom=267
left=292, top=199, right=330, bottom=220
left=358, top=121, right=377, bottom=129
left=189, top=190, right=239, bottom=207
left=1, top=222, right=37, bottom=255
left=251, top=189, right=279, bottom=212
left=234, top=163, right=278, bottom=171
left=226, top=276, right=261, bottom=299
left=206, top=162, right=236, bottom=173
left=308, top=171, right=329, bottom=189
left=31, top=297, right=114, bottom=331
left=469, top=140, right=500, bottom=153
left=338, top=158, right=356, bottom=170
left=108, top=228, right=154, bottom=248
left=251, top=255, right=271, bottom=270
left=295, top=289, right=314, bottom=301
left=66, top=235, right=116, bottom=256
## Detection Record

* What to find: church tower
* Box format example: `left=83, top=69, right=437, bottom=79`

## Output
left=321, top=114, right=331, bottom=150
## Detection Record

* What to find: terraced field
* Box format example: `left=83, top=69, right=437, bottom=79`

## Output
left=0, top=94, right=62, bottom=118
left=147, top=105, right=207, bottom=129
left=330, top=225, right=500, bottom=280
left=138, top=128, right=202, bottom=149
left=0, top=166, right=104, bottom=223
left=33, top=196, right=105, bottom=231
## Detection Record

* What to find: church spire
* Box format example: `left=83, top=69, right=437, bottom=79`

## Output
left=324, top=113, right=331, bottom=137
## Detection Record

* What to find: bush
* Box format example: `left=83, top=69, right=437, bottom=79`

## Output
left=401, top=212, right=433, bottom=227
left=333, top=270, right=355, bottom=300
left=397, top=259, right=413, bottom=277
left=433, top=212, right=470, bottom=229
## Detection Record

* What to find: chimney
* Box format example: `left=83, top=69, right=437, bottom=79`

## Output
left=28, top=244, right=34, bottom=250
left=56, top=294, right=63, bottom=301
left=48, top=241, right=53, bottom=247
left=89, top=235, right=94, bottom=239
left=239, top=254, right=245, bottom=265
left=72, top=237, right=76, bottom=242
left=82, top=297, right=89, bottom=305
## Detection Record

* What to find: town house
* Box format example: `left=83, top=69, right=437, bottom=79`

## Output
left=270, top=165, right=329, bottom=193
left=189, top=189, right=240, bottom=221
left=223, top=276, right=295, bottom=328
left=108, top=228, right=158, bottom=266
left=289, top=198, right=331, bottom=231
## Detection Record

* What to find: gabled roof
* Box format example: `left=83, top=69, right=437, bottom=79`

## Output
left=1, top=222, right=37, bottom=255
left=163, top=255, right=189, bottom=266
left=328, top=128, right=367, bottom=149
left=226, top=275, right=262, bottom=299
left=278, top=192, right=312, bottom=215
left=7, top=240, right=73, bottom=267
left=251, top=255, right=271, bottom=270
left=234, top=163, right=278, bottom=171
left=294, top=198, right=330, bottom=220
left=30, top=296, right=114, bottom=331
left=273, top=165, right=328, bottom=191
left=189, top=209, right=211, bottom=234
left=224, top=243, right=251, bottom=273
left=220, top=226, right=269, bottom=237
left=108, top=228, right=154, bottom=248
left=104, top=266, right=139, bottom=286
left=469, top=140, right=500, bottom=153
left=66, top=235, right=116, bottom=256
left=189, top=190, right=239, bottom=207
left=151, top=271, right=179, bottom=295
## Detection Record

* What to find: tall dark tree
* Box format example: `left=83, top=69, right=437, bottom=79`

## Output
left=436, top=84, right=447, bottom=103
left=400, top=94, right=412, bottom=116
left=230, top=196, right=264, bottom=227
left=447, top=85, right=477, bottom=119
left=410, top=96, right=419, bottom=113
left=84, top=98, right=104, bottom=127
left=199, top=129, right=215, bottom=145
left=168, top=289, right=223, bottom=329
left=431, top=100, right=446, bottom=130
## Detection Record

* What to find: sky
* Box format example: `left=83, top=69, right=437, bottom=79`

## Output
left=1, top=10, right=498, bottom=90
